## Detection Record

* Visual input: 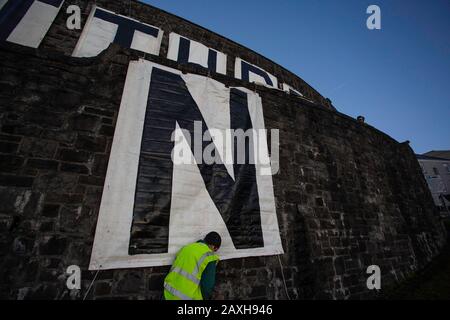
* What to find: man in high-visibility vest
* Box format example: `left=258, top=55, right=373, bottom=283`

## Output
left=164, top=232, right=221, bottom=300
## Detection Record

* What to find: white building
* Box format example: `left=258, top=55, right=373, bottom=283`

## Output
left=417, top=153, right=450, bottom=212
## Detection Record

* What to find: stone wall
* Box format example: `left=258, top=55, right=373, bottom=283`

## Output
left=0, top=0, right=446, bottom=300
left=0, top=41, right=445, bottom=300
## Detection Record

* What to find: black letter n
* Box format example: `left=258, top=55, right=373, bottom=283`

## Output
left=129, top=67, right=264, bottom=254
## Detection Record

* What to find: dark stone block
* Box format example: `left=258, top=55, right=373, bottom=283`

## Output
left=34, top=173, right=78, bottom=193
left=92, top=154, right=108, bottom=176
left=243, top=257, right=263, bottom=268
left=52, top=90, right=82, bottom=111
left=0, top=174, right=33, bottom=187
left=95, top=282, right=112, bottom=296
left=79, top=175, right=104, bottom=186
left=285, top=190, right=299, bottom=203
left=12, top=236, right=35, bottom=255
left=57, top=148, right=90, bottom=163
left=26, top=109, right=65, bottom=128
left=1, top=123, right=42, bottom=137
left=99, top=125, right=115, bottom=136
left=41, top=204, right=60, bottom=217
left=39, top=236, right=68, bottom=255
left=148, top=274, right=165, bottom=291
left=0, top=154, right=24, bottom=171
left=305, top=184, right=314, bottom=193
left=315, top=197, right=324, bottom=207
left=250, top=285, right=267, bottom=298
left=20, top=138, right=58, bottom=158
left=45, top=192, right=84, bottom=204
left=344, top=259, right=361, bottom=271
left=24, top=260, right=40, bottom=282
left=115, top=272, right=143, bottom=293
left=44, top=258, right=62, bottom=269
left=59, top=205, right=90, bottom=232
left=39, top=269, right=58, bottom=282
left=221, top=259, right=243, bottom=269
left=0, top=215, right=13, bottom=232
left=70, top=114, right=100, bottom=132
left=334, top=257, right=345, bottom=275
left=319, top=219, right=335, bottom=229
left=60, top=162, right=89, bottom=174
left=101, top=118, right=113, bottom=125
left=25, top=284, right=59, bottom=300
left=0, top=141, right=19, bottom=153
left=0, top=134, right=22, bottom=142
left=39, top=221, right=55, bottom=232
left=27, top=158, right=59, bottom=170
left=75, top=135, right=107, bottom=153
left=40, top=130, right=77, bottom=144
left=84, top=107, right=115, bottom=118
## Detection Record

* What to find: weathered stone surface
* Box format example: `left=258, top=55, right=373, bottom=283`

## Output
left=148, top=274, right=165, bottom=291
left=19, top=138, right=58, bottom=159
left=39, top=236, right=68, bottom=256
left=60, top=163, right=89, bottom=174
left=34, top=173, right=78, bottom=194
left=27, top=159, right=59, bottom=171
left=41, top=204, right=60, bottom=218
left=0, top=174, right=34, bottom=188
left=56, top=149, right=90, bottom=163
left=94, top=281, right=112, bottom=296
left=0, top=141, right=19, bottom=153
left=70, top=114, right=100, bottom=133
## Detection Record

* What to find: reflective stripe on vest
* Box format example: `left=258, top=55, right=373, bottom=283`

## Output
left=193, top=251, right=216, bottom=276
left=170, top=266, right=200, bottom=285
left=164, top=282, right=193, bottom=300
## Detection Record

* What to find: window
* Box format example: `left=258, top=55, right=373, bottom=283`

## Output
left=420, top=163, right=426, bottom=174
left=433, top=167, right=439, bottom=175
left=444, top=163, right=450, bottom=173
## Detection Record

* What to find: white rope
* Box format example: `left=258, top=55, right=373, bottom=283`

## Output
left=83, top=268, right=101, bottom=300
left=277, top=255, right=291, bottom=300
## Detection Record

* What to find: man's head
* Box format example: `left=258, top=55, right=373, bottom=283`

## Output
left=204, top=231, right=221, bottom=252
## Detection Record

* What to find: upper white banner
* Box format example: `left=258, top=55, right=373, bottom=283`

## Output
left=0, top=0, right=64, bottom=48
left=167, top=32, right=227, bottom=75
left=235, top=57, right=278, bottom=89
left=72, top=6, right=163, bottom=58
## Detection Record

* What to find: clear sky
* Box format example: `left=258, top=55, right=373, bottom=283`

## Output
left=141, top=0, right=449, bottom=154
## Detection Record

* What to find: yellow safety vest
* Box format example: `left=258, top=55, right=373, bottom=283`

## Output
left=164, top=242, right=219, bottom=300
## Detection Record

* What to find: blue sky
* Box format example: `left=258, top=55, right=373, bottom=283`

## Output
left=141, top=0, right=450, bottom=154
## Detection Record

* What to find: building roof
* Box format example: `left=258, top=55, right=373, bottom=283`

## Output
left=423, top=150, right=450, bottom=160
left=416, top=154, right=450, bottom=161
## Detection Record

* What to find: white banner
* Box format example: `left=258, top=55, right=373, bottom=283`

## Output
left=167, top=32, right=227, bottom=75
left=0, top=0, right=64, bottom=48
left=72, top=6, right=163, bottom=57
left=235, top=57, right=278, bottom=89
left=89, top=59, right=283, bottom=270
left=282, top=83, right=303, bottom=96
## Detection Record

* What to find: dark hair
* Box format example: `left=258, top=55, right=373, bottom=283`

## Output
left=204, top=231, right=221, bottom=248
